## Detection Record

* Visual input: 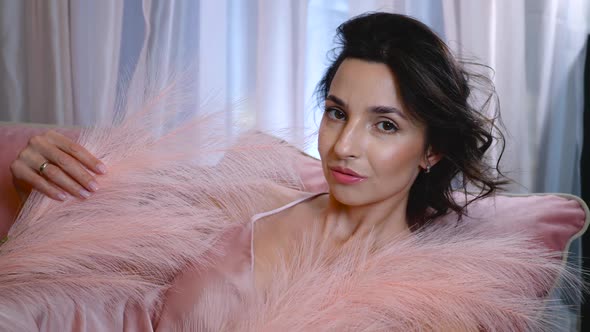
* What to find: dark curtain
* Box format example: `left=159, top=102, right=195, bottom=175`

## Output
left=581, top=34, right=589, bottom=330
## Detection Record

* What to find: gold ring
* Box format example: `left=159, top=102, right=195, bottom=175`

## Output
left=39, top=161, right=50, bottom=174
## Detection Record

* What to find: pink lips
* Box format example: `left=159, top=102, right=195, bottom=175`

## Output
left=329, top=166, right=367, bottom=185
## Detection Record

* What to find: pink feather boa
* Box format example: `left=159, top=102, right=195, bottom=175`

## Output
left=0, top=90, right=581, bottom=331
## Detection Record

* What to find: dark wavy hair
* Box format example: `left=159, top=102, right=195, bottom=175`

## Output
left=315, top=12, right=509, bottom=229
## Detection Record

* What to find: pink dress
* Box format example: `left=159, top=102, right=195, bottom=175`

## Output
left=156, top=192, right=326, bottom=331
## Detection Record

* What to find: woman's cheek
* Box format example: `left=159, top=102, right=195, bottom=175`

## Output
left=318, top=122, right=335, bottom=157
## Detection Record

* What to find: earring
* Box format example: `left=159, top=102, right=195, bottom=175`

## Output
left=425, top=162, right=431, bottom=174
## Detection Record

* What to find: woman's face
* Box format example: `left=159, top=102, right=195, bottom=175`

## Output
left=318, top=58, right=428, bottom=206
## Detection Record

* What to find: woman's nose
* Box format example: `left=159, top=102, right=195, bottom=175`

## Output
left=333, top=121, right=363, bottom=159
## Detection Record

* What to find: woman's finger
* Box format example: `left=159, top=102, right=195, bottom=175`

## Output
left=39, top=162, right=92, bottom=199
left=21, top=149, right=92, bottom=199
left=46, top=131, right=107, bottom=174
left=31, top=136, right=99, bottom=193
left=10, top=160, right=68, bottom=201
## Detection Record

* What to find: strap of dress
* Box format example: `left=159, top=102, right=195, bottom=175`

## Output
left=249, top=191, right=328, bottom=274
left=250, top=192, right=328, bottom=224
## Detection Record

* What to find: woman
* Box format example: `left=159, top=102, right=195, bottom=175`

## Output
left=3, top=13, right=574, bottom=331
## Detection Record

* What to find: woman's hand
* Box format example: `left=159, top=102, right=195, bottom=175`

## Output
left=9, top=130, right=107, bottom=201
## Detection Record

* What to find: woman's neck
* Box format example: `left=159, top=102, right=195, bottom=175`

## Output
left=321, top=193, right=410, bottom=246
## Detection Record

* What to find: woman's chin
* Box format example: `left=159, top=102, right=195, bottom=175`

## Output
left=328, top=185, right=369, bottom=206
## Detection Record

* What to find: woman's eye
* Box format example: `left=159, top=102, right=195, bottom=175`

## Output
left=326, top=108, right=346, bottom=121
left=376, top=120, right=398, bottom=133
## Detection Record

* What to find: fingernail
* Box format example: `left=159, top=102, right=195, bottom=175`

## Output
left=96, top=163, right=107, bottom=174
left=88, top=181, right=99, bottom=191
left=57, top=193, right=67, bottom=201
left=79, top=189, right=91, bottom=199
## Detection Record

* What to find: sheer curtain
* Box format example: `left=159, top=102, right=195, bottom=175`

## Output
left=124, top=0, right=311, bottom=144
left=0, top=0, right=311, bottom=143
left=0, top=0, right=123, bottom=125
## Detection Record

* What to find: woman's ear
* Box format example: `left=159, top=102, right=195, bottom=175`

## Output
left=419, top=147, right=442, bottom=171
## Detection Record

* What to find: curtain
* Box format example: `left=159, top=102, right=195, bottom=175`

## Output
left=0, top=0, right=123, bottom=125
left=130, top=0, right=311, bottom=144
left=581, top=33, right=590, bottom=332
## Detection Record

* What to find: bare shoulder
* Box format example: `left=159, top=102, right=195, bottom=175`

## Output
left=254, top=187, right=326, bottom=238
left=262, top=182, right=309, bottom=210
left=253, top=190, right=327, bottom=288
left=252, top=184, right=312, bottom=257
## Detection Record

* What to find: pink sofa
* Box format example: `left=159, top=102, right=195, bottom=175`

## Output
left=0, top=122, right=78, bottom=237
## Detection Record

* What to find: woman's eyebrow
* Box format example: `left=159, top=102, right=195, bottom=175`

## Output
left=326, top=94, right=347, bottom=107
left=327, top=94, right=406, bottom=120
left=370, top=106, right=407, bottom=120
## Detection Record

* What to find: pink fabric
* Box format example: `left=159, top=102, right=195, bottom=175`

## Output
left=8, top=290, right=160, bottom=331
left=0, top=124, right=79, bottom=237
left=294, top=152, right=329, bottom=193
left=441, top=193, right=587, bottom=254
left=156, top=224, right=254, bottom=331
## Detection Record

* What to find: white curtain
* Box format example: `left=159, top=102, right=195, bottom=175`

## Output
left=0, top=0, right=123, bottom=125
left=134, top=0, right=311, bottom=144
left=442, top=0, right=589, bottom=197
